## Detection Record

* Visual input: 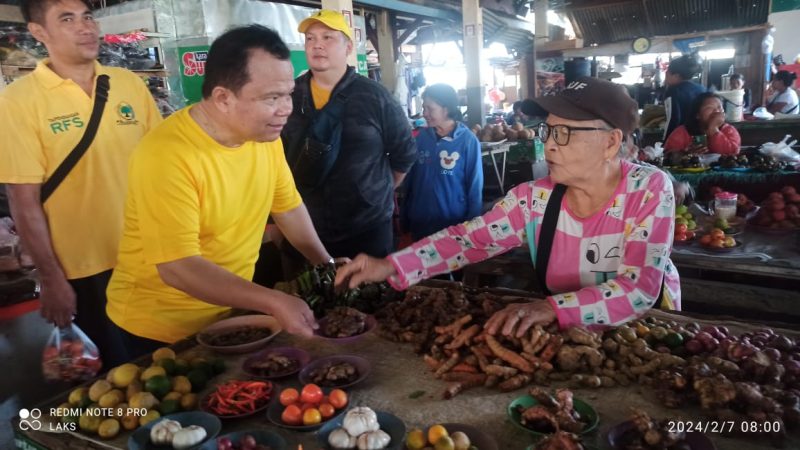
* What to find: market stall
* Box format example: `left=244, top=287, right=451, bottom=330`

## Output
left=11, top=282, right=800, bottom=450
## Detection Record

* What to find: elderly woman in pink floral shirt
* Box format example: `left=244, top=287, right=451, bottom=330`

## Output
left=336, top=77, right=680, bottom=337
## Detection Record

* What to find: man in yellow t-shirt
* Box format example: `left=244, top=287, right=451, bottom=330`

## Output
left=106, top=25, right=333, bottom=353
left=0, top=0, right=161, bottom=366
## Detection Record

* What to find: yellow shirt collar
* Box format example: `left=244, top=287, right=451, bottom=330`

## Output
left=32, top=58, right=107, bottom=90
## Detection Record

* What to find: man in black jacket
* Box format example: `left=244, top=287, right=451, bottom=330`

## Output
left=281, top=10, right=416, bottom=266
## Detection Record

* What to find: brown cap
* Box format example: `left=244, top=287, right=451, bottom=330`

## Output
left=533, top=76, right=639, bottom=135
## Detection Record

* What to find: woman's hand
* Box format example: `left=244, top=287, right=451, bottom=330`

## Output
left=334, top=254, right=397, bottom=289
left=707, top=111, right=725, bottom=132
left=484, top=300, right=557, bottom=338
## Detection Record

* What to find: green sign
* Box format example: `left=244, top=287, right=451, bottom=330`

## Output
left=178, top=45, right=210, bottom=105
left=179, top=48, right=368, bottom=104
left=772, top=0, right=800, bottom=12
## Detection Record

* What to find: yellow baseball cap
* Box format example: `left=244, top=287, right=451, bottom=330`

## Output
left=298, top=9, right=353, bottom=41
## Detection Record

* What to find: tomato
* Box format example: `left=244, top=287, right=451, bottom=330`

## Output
left=685, top=230, right=695, bottom=240
left=675, top=223, right=688, bottom=234
left=281, top=404, right=303, bottom=425
left=300, top=402, right=317, bottom=412
left=302, top=407, right=322, bottom=426
left=699, top=234, right=712, bottom=245
left=674, top=233, right=688, bottom=242
left=319, top=403, right=335, bottom=419
left=279, top=388, right=299, bottom=407
left=710, top=228, right=725, bottom=241
left=328, top=389, right=348, bottom=409
left=300, top=384, right=323, bottom=404
left=710, top=237, right=725, bottom=248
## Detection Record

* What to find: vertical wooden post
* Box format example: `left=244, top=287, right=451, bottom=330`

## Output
left=377, top=10, right=397, bottom=93
left=463, top=0, right=484, bottom=126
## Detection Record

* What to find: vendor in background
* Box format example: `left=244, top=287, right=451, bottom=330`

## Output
left=766, top=70, right=799, bottom=115
left=401, top=83, right=483, bottom=242
left=106, top=26, right=332, bottom=358
left=337, top=77, right=680, bottom=336
left=663, top=54, right=706, bottom=138
left=0, top=0, right=161, bottom=366
left=664, top=92, right=741, bottom=155
left=505, top=101, right=526, bottom=126
left=728, top=73, right=751, bottom=110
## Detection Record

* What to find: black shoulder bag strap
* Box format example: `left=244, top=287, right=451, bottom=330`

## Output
left=41, top=74, right=110, bottom=203
left=534, top=183, right=567, bottom=296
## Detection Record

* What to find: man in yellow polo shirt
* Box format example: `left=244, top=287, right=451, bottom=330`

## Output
left=0, top=0, right=161, bottom=366
left=106, top=25, right=333, bottom=354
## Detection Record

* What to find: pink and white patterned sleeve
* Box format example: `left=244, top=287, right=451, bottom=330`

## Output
left=547, top=170, right=676, bottom=329
left=386, top=183, right=537, bottom=290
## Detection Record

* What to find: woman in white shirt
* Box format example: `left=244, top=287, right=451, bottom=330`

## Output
left=766, top=70, right=799, bottom=115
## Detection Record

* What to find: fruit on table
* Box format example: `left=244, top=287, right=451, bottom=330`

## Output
left=88, top=380, right=113, bottom=402
left=111, top=363, right=140, bottom=388
left=752, top=186, right=800, bottom=229
left=406, top=429, right=426, bottom=449
left=145, top=374, right=172, bottom=399
left=97, top=418, right=120, bottom=439
left=139, top=409, right=161, bottom=427
left=140, top=366, right=167, bottom=382
left=79, top=413, right=102, bottom=434
left=281, top=404, right=302, bottom=425
left=172, top=375, right=192, bottom=394
left=98, top=389, right=124, bottom=408
left=300, top=383, right=323, bottom=404
left=278, top=384, right=348, bottom=425
left=450, top=431, right=471, bottom=450
left=427, top=424, right=448, bottom=446
left=302, top=407, right=322, bottom=425
left=68, top=387, right=91, bottom=408
left=279, top=387, right=299, bottom=406
left=329, top=388, right=349, bottom=409
left=129, top=391, right=159, bottom=410
left=434, top=436, right=455, bottom=450
left=152, top=347, right=176, bottom=362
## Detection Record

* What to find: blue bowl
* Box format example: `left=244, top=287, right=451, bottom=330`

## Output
left=127, top=411, right=221, bottom=450
left=198, top=429, right=288, bottom=450
left=316, top=410, right=406, bottom=450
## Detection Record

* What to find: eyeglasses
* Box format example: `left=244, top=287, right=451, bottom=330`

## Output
left=538, top=123, right=613, bottom=146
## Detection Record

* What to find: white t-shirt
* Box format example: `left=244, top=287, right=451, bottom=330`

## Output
left=768, top=88, right=799, bottom=114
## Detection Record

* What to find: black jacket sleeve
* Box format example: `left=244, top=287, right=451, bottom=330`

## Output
left=381, top=94, right=417, bottom=174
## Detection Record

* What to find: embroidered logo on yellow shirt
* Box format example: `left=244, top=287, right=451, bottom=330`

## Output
left=47, top=112, right=84, bottom=134
left=116, top=102, right=139, bottom=125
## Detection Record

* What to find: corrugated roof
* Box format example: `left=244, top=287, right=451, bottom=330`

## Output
left=563, top=0, right=770, bottom=45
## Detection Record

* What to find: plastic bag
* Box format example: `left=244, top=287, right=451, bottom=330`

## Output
left=759, top=134, right=800, bottom=163
left=42, top=323, right=102, bottom=382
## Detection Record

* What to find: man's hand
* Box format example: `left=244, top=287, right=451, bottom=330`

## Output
left=334, top=254, right=396, bottom=289
left=267, top=291, right=317, bottom=338
left=39, top=274, right=76, bottom=327
left=484, top=301, right=556, bottom=338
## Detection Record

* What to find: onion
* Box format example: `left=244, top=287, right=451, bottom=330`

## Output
left=703, top=337, right=720, bottom=352
left=763, top=348, right=782, bottom=361
left=695, top=331, right=714, bottom=343
left=716, top=326, right=730, bottom=337
left=685, top=339, right=704, bottom=355
left=656, top=345, right=671, bottom=354
left=785, top=359, right=800, bottom=377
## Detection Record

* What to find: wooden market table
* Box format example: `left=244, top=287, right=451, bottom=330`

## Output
left=642, top=118, right=800, bottom=148
left=11, top=307, right=800, bottom=450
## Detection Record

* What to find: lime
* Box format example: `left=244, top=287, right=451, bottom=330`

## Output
left=144, top=375, right=172, bottom=399
left=186, top=369, right=208, bottom=392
